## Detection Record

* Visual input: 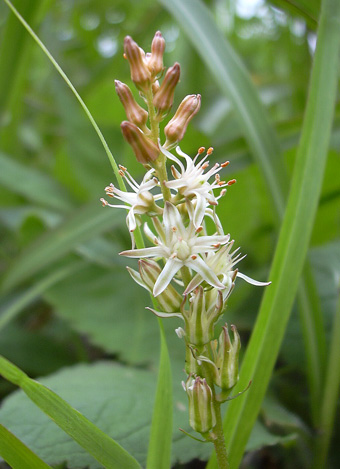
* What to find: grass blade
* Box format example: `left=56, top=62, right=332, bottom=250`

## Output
left=0, top=424, right=52, bottom=469
left=209, top=0, right=340, bottom=466
left=146, top=318, right=173, bottom=469
left=0, top=356, right=141, bottom=469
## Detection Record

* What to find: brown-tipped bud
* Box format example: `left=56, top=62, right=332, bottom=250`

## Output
left=164, top=94, right=201, bottom=146
left=124, top=36, right=151, bottom=93
left=147, top=31, right=166, bottom=76
left=115, top=80, right=148, bottom=127
left=153, top=62, right=180, bottom=115
left=121, top=121, right=159, bottom=164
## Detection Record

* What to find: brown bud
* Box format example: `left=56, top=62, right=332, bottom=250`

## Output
left=147, top=31, right=165, bottom=76
left=121, top=121, right=159, bottom=164
left=164, top=94, right=201, bottom=146
left=153, top=62, right=180, bottom=115
left=124, top=36, right=151, bottom=92
left=115, top=80, right=148, bottom=128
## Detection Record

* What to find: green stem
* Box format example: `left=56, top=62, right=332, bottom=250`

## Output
left=212, top=400, right=229, bottom=469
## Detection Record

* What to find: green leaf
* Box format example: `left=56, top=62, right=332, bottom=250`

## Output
left=0, top=152, right=73, bottom=213
left=0, top=362, right=211, bottom=468
left=2, top=204, right=124, bottom=292
left=146, top=319, right=172, bottom=469
left=44, top=264, right=184, bottom=365
left=0, top=423, right=52, bottom=469
left=212, top=1, right=340, bottom=467
left=0, top=357, right=141, bottom=469
left=0, top=261, right=84, bottom=331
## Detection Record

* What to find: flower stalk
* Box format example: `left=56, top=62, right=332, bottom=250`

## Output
left=101, top=31, right=271, bottom=468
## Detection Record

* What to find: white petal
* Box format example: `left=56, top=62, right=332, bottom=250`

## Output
left=185, top=256, right=225, bottom=290
left=160, top=145, right=184, bottom=172
left=146, top=307, right=183, bottom=319
left=163, top=202, right=186, bottom=238
left=237, top=272, right=271, bottom=286
left=193, top=193, right=207, bottom=228
left=153, top=258, right=182, bottom=296
left=120, top=246, right=163, bottom=258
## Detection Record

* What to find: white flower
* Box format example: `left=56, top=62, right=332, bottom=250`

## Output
left=160, top=145, right=236, bottom=228
left=120, top=202, right=231, bottom=297
left=185, top=241, right=271, bottom=295
left=100, top=166, right=162, bottom=233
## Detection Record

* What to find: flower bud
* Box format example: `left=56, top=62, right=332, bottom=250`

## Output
left=121, top=121, right=159, bottom=164
left=153, top=63, right=180, bottom=115
left=183, top=376, right=216, bottom=434
left=139, top=259, right=182, bottom=312
left=115, top=80, right=148, bottom=128
left=147, top=31, right=165, bottom=76
left=124, top=36, right=151, bottom=93
left=214, top=324, right=240, bottom=390
left=164, top=94, right=201, bottom=147
left=182, top=287, right=223, bottom=346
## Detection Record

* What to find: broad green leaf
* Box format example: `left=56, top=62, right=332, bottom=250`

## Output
left=0, top=362, right=297, bottom=468
left=146, top=319, right=172, bottom=469
left=0, top=152, right=73, bottom=213
left=1, top=203, right=124, bottom=292
left=0, top=423, right=51, bottom=469
left=210, top=1, right=340, bottom=467
left=44, top=264, right=185, bottom=365
left=0, top=357, right=141, bottom=469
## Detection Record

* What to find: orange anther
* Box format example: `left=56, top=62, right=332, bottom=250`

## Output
left=207, top=147, right=214, bottom=155
left=191, top=255, right=197, bottom=260
left=118, top=170, right=125, bottom=177
left=227, top=179, right=237, bottom=185
left=202, top=162, right=209, bottom=169
left=198, top=147, right=205, bottom=154
left=221, top=161, right=230, bottom=167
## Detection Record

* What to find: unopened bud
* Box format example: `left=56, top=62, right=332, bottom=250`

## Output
left=124, top=36, right=151, bottom=93
left=164, top=94, right=201, bottom=146
left=153, top=63, right=180, bottom=115
left=139, top=259, right=182, bottom=312
left=121, top=121, right=159, bottom=164
left=115, top=80, right=148, bottom=128
left=183, top=287, right=223, bottom=346
left=183, top=376, right=216, bottom=435
left=147, top=31, right=165, bottom=76
left=214, top=324, right=240, bottom=390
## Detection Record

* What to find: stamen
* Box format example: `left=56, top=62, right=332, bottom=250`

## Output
left=172, top=226, right=177, bottom=232
left=221, top=161, right=230, bottom=167
left=207, top=147, right=214, bottom=155
left=191, top=255, right=197, bottom=260
left=218, top=181, right=226, bottom=186
left=118, top=170, right=125, bottom=177
left=196, top=226, right=203, bottom=233
left=100, top=198, right=108, bottom=207
left=198, top=147, right=205, bottom=154
left=227, top=179, right=237, bottom=185
left=202, top=162, right=209, bottom=170
left=119, top=165, right=127, bottom=171
left=220, top=189, right=227, bottom=196
left=213, top=243, right=221, bottom=248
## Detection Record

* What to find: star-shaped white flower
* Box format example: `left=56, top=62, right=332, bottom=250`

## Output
left=185, top=240, right=271, bottom=295
left=120, top=202, right=231, bottom=296
left=100, top=166, right=162, bottom=233
left=160, top=145, right=236, bottom=228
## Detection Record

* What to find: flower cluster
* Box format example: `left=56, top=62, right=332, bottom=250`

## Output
left=101, top=32, right=270, bottom=441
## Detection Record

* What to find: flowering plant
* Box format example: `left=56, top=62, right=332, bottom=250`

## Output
left=101, top=31, right=270, bottom=467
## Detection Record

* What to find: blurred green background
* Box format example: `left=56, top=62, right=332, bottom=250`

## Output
left=0, top=0, right=339, bottom=467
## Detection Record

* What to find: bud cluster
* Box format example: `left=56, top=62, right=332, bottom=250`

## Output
left=101, top=31, right=270, bottom=442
